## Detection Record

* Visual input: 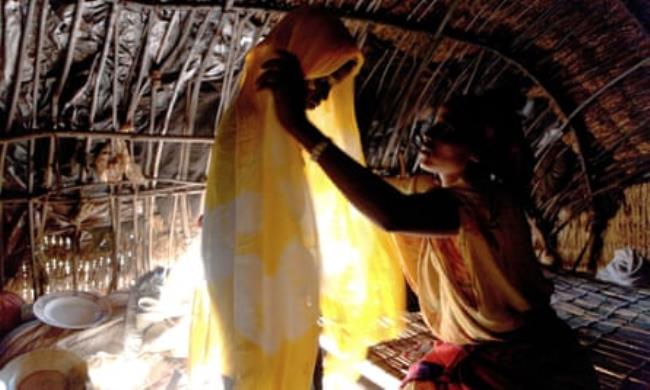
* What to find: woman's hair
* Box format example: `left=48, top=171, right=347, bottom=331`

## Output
left=439, top=88, right=533, bottom=202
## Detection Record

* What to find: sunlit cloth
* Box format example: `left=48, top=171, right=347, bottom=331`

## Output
left=191, top=7, right=404, bottom=389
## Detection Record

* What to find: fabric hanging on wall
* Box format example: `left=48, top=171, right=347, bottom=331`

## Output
left=190, top=7, right=404, bottom=389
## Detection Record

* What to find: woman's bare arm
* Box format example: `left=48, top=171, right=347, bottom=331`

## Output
left=315, top=134, right=459, bottom=234
left=258, top=50, right=459, bottom=234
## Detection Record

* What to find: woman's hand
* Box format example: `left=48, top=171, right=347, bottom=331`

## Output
left=257, top=50, right=310, bottom=130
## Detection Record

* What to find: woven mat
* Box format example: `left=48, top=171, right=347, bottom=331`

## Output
left=366, top=271, right=650, bottom=389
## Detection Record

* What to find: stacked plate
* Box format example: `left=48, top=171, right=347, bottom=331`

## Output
left=0, top=349, right=88, bottom=390
left=33, top=291, right=111, bottom=330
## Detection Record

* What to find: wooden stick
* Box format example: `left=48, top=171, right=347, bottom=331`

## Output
left=71, top=229, right=80, bottom=291
left=368, top=0, right=381, bottom=13
left=5, top=0, right=37, bottom=132
left=178, top=95, right=192, bottom=242
left=25, top=124, right=39, bottom=297
left=143, top=196, right=151, bottom=272
left=0, top=181, right=205, bottom=206
left=415, top=0, right=441, bottom=22
left=125, top=9, right=155, bottom=124
left=153, top=10, right=214, bottom=187
left=485, top=61, right=510, bottom=88
left=375, top=33, right=411, bottom=99
left=405, top=0, right=428, bottom=21
left=158, top=10, right=198, bottom=75
left=0, top=145, right=6, bottom=194
left=146, top=74, right=158, bottom=178
left=28, top=200, right=41, bottom=299
left=1, top=139, right=13, bottom=289
left=108, top=187, right=121, bottom=291
left=416, top=0, right=492, bottom=107
left=147, top=195, right=154, bottom=271
left=42, top=133, right=57, bottom=196
left=52, top=0, right=85, bottom=126
left=112, top=5, right=121, bottom=130
left=0, top=129, right=215, bottom=145
left=167, top=194, right=179, bottom=266
left=524, top=107, right=551, bottom=137
left=201, top=9, right=237, bottom=198
left=132, top=192, right=140, bottom=279
left=155, top=11, right=179, bottom=64
left=131, top=10, right=181, bottom=111
left=36, top=197, right=51, bottom=253
left=32, top=0, right=49, bottom=128
left=89, top=2, right=118, bottom=128
left=393, top=0, right=460, bottom=127
left=186, top=19, right=222, bottom=135
left=384, top=39, right=418, bottom=106
left=179, top=16, right=224, bottom=242
left=27, top=139, right=35, bottom=195
left=217, top=11, right=253, bottom=122
left=440, top=0, right=491, bottom=98
left=463, top=49, right=484, bottom=94
left=214, top=12, right=238, bottom=129
left=508, top=1, right=538, bottom=28
left=359, top=47, right=390, bottom=94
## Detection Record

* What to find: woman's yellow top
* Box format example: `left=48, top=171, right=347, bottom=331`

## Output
left=397, top=187, right=553, bottom=345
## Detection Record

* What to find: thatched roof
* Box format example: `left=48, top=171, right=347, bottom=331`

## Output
left=0, top=0, right=648, bottom=296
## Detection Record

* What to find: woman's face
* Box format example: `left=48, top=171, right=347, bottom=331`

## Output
left=418, top=138, right=472, bottom=175
left=416, top=108, right=474, bottom=175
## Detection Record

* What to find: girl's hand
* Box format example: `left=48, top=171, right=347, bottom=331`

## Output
left=257, top=50, right=309, bottom=130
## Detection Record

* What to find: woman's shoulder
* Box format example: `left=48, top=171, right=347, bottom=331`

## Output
left=445, top=183, right=526, bottom=228
left=383, top=174, right=441, bottom=194
left=447, top=183, right=523, bottom=207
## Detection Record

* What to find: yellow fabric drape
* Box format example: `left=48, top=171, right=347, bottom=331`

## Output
left=304, top=73, right=404, bottom=381
left=190, top=7, right=404, bottom=389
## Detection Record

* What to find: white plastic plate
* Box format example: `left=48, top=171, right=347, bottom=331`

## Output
left=0, top=349, right=88, bottom=390
left=33, top=291, right=111, bottom=330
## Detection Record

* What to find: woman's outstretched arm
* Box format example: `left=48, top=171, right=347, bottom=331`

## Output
left=258, top=51, right=459, bottom=235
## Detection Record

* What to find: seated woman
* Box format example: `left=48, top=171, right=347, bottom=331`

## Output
left=258, top=52, right=598, bottom=389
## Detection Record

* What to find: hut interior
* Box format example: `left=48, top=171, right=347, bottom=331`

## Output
left=0, top=0, right=648, bottom=389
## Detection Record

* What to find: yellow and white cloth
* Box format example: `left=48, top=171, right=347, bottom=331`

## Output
left=190, top=8, right=404, bottom=389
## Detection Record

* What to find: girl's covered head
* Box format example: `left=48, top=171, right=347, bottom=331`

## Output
left=262, top=6, right=362, bottom=80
